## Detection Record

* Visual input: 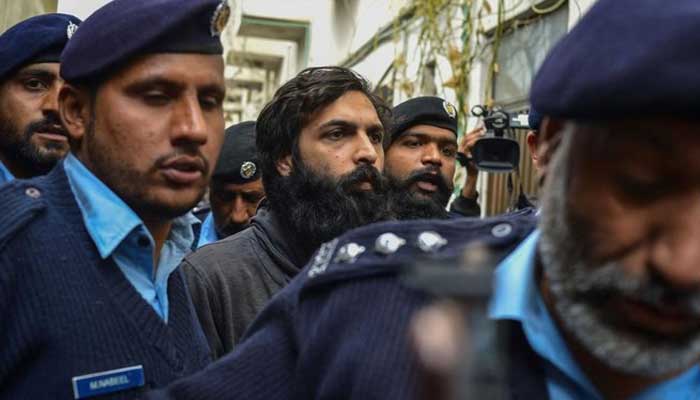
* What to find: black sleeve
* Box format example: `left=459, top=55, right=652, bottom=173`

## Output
left=450, top=192, right=481, bottom=217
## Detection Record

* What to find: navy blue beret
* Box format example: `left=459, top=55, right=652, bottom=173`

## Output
left=528, top=108, right=543, bottom=131
left=531, top=0, right=700, bottom=120
left=61, top=0, right=230, bottom=83
left=213, top=121, right=260, bottom=183
left=390, top=96, right=458, bottom=143
left=0, top=13, right=81, bottom=81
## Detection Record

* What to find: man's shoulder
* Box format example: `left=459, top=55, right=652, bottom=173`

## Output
left=0, top=177, right=51, bottom=249
left=297, top=213, right=537, bottom=293
left=183, top=226, right=263, bottom=271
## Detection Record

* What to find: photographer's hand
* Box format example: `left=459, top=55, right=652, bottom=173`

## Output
left=459, top=126, right=485, bottom=199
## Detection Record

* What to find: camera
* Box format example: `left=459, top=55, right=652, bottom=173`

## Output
left=463, top=105, right=530, bottom=173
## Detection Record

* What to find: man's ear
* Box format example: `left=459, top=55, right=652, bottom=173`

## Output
left=536, top=117, right=565, bottom=175
left=275, top=154, right=293, bottom=176
left=526, top=131, right=540, bottom=169
left=59, top=84, right=92, bottom=151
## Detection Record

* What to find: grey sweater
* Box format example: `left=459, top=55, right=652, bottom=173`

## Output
left=181, top=205, right=310, bottom=359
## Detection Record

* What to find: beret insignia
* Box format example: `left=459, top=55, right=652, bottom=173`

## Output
left=443, top=101, right=457, bottom=119
left=211, top=0, right=231, bottom=37
left=240, top=161, right=257, bottom=179
left=66, top=21, right=79, bottom=39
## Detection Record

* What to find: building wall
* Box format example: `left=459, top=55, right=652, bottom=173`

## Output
left=0, top=0, right=57, bottom=33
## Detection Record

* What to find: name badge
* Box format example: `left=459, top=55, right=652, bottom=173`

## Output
left=72, top=365, right=145, bottom=399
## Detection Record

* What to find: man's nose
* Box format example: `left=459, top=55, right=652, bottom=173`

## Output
left=230, top=196, right=249, bottom=224
left=648, top=196, right=700, bottom=289
left=40, top=81, right=62, bottom=116
left=171, top=94, right=208, bottom=145
left=421, top=143, right=443, bottom=167
left=353, top=132, right=380, bottom=166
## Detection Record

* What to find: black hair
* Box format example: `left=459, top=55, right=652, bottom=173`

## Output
left=255, top=66, right=391, bottom=193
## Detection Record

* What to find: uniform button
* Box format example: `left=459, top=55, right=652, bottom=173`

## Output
left=25, top=187, right=41, bottom=198
left=333, top=242, right=366, bottom=263
left=491, top=223, right=512, bottom=238
left=417, top=231, right=447, bottom=253
left=374, top=233, right=406, bottom=255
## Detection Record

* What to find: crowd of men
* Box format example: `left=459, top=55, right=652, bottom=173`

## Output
left=1, top=0, right=699, bottom=398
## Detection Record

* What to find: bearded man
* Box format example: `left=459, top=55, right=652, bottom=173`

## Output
left=0, top=13, right=81, bottom=184
left=180, top=66, right=392, bottom=359
left=383, top=97, right=458, bottom=220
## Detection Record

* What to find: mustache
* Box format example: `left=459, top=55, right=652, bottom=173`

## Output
left=566, top=261, right=700, bottom=317
left=338, top=163, right=385, bottom=193
left=24, top=114, right=67, bottom=137
left=153, top=149, right=210, bottom=174
left=403, top=167, right=451, bottom=195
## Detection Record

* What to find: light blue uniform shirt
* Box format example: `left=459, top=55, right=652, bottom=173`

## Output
left=196, top=212, right=219, bottom=248
left=0, top=160, right=15, bottom=185
left=64, top=154, right=199, bottom=322
left=489, top=230, right=700, bottom=400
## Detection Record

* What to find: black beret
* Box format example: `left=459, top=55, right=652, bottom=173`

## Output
left=61, top=0, right=230, bottom=83
left=531, top=0, right=700, bottom=120
left=212, top=121, right=260, bottom=184
left=0, top=13, right=81, bottom=81
left=390, top=96, right=458, bottom=143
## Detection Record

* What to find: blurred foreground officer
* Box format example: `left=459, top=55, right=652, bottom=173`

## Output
left=147, top=1, right=700, bottom=399
left=0, top=0, right=229, bottom=398
left=178, top=66, right=391, bottom=359
left=0, top=13, right=81, bottom=185
left=384, top=97, right=460, bottom=219
left=197, top=121, right=263, bottom=247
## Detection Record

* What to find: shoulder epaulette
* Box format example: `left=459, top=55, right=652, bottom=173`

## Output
left=302, top=213, right=537, bottom=290
left=0, top=180, right=47, bottom=249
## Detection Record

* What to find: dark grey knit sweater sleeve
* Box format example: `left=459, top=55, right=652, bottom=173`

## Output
left=181, top=259, right=225, bottom=359
left=180, top=233, right=288, bottom=359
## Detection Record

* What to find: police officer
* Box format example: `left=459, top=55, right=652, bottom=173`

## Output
left=0, top=0, right=229, bottom=398
left=148, top=0, right=700, bottom=399
left=197, top=121, right=264, bottom=248
left=384, top=96, right=461, bottom=219
left=0, top=13, right=81, bottom=185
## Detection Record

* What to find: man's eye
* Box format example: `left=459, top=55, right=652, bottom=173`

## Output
left=617, top=175, right=666, bottom=202
left=403, top=140, right=420, bottom=148
left=369, top=132, right=384, bottom=144
left=24, top=79, right=48, bottom=91
left=200, top=95, right=222, bottom=110
left=326, top=130, right=345, bottom=140
left=143, top=92, right=170, bottom=105
left=442, top=147, right=457, bottom=157
left=242, top=193, right=264, bottom=204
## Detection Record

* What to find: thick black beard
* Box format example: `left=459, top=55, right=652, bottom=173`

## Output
left=0, top=113, right=67, bottom=175
left=386, top=167, right=452, bottom=220
left=266, top=162, right=394, bottom=256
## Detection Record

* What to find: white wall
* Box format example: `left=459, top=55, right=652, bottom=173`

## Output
left=57, top=0, right=110, bottom=19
